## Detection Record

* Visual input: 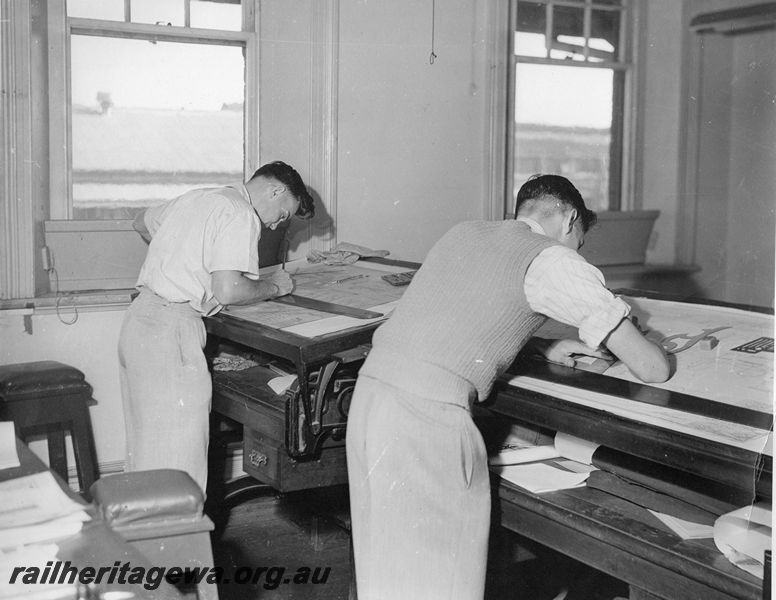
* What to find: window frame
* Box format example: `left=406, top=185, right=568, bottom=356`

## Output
left=48, top=1, right=259, bottom=220
left=505, top=0, right=640, bottom=216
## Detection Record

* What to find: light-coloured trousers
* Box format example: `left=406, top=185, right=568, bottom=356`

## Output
left=118, top=289, right=211, bottom=492
left=346, top=375, right=490, bottom=600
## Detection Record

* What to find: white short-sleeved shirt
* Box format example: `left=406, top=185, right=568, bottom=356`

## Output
left=518, top=217, right=631, bottom=348
left=138, top=184, right=262, bottom=316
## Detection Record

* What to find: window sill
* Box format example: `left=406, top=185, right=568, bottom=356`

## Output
left=0, top=289, right=137, bottom=314
left=44, top=220, right=147, bottom=292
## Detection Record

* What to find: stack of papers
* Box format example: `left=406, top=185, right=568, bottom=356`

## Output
left=648, top=510, right=714, bottom=540
left=0, top=471, right=90, bottom=550
left=490, top=463, right=592, bottom=493
left=488, top=432, right=600, bottom=493
left=0, top=422, right=20, bottom=470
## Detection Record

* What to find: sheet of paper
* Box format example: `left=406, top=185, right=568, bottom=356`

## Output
left=505, top=374, right=772, bottom=455
left=1, top=513, right=88, bottom=550
left=490, top=463, right=591, bottom=493
left=533, top=296, right=774, bottom=414
left=552, top=459, right=597, bottom=474
left=488, top=445, right=559, bottom=466
left=222, top=261, right=411, bottom=335
left=713, top=502, right=772, bottom=579
left=554, top=432, right=599, bottom=464
left=489, top=432, right=599, bottom=466
left=0, top=471, right=90, bottom=542
left=0, top=422, right=20, bottom=470
left=648, top=510, right=714, bottom=540
left=268, top=374, right=297, bottom=395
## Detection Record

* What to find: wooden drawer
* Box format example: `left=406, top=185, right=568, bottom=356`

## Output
left=242, top=428, right=348, bottom=493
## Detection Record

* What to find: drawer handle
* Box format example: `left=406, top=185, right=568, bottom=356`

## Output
left=248, top=449, right=268, bottom=468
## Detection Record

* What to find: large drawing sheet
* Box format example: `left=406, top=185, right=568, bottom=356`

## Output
left=507, top=296, right=774, bottom=454
left=223, top=259, right=412, bottom=337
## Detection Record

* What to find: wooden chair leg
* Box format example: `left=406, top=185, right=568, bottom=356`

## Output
left=69, top=404, right=99, bottom=500
left=47, top=428, right=69, bottom=481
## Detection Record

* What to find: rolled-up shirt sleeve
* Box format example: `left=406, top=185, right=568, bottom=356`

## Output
left=144, top=202, right=168, bottom=237
left=525, top=246, right=631, bottom=348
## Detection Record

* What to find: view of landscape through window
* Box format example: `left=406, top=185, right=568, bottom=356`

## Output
left=512, top=0, right=624, bottom=214
left=514, top=60, right=614, bottom=213
left=69, top=0, right=245, bottom=219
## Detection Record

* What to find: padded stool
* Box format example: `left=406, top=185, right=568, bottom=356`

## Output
left=91, top=470, right=219, bottom=600
left=0, top=360, right=99, bottom=500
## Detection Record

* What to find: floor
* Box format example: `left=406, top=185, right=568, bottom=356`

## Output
left=207, top=480, right=630, bottom=600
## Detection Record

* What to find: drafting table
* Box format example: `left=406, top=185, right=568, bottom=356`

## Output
left=485, top=293, right=773, bottom=600
left=206, top=264, right=772, bottom=598
left=204, top=258, right=418, bottom=492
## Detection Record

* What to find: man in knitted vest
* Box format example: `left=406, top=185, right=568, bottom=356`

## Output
left=346, top=174, right=670, bottom=600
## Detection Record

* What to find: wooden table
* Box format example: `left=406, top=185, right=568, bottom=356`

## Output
left=206, top=274, right=772, bottom=599
left=484, top=292, right=772, bottom=600
left=494, top=481, right=763, bottom=600
left=205, top=258, right=418, bottom=492
left=1, top=440, right=183, bottom=600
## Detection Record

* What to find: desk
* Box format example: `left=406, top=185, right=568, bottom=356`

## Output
left=485, top=293, right=772, bottom=600
left=207, top=272, right=772, bottom=599
left=495, top=482, right=762, bottom=600
left=205, top=258, right=418, bottom=491
left=1, top=440, right=182, bottom=600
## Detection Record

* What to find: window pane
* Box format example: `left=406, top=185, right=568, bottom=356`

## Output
left=512, top=63, right=613, bottom=212
left=515, top=1, right=547, bottom=57
left=67, top=0, right=125, bottom=21
left=550, top=4, right=585, bottom=60
left=70, top=35, right=244, bottom=220
left=591, top=8, right=621, bottom=61
left=191, top=0, right=242, bottom=31
left=131, top=0, right=183, bottom=26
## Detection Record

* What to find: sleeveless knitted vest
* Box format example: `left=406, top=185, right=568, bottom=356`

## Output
left=362, top=220, right=556, bottom=401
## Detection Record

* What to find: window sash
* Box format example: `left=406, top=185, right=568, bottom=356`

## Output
left=48, top=4, right=258, bottom=220
left=506, top=0, right=637, bottom=216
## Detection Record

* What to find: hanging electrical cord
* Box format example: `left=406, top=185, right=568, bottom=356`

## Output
left=50, top=267, right=79, bottom=325
left=429, top=0, right=437, bottom=64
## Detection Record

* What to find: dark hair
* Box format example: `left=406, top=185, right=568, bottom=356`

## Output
left=251, top=161, right=315, bottom=219
left=514, top=174, right=597, bottom=232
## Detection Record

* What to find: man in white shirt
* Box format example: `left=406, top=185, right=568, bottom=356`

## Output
left=119, top=161, right=314, bottom=492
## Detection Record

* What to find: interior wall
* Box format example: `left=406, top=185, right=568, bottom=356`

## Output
left=639, top=0, right=684, bottom=266
left=257, top=1, right=319, bottom=261
left=0, top=308, right=127, bottom=469
left=335, top=0, right=492, bottom=261
left=259, top=0, right=494, bottom=263
left=725, top=25, right=776, bottom=307
left=684, top=0, right=776, bottom=307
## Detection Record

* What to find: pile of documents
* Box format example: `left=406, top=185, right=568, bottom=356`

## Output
left=488, top=428, right=744, bottom=542
left=0, top=425, right=91, bottom=597
left=0, top=471, right=91, bottom=549
left=488, top=431, right=599, bottom=493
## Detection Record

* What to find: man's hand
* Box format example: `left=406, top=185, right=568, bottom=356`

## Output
left=527, top=337, right=613, bottom=368
left=266, top=269, right=294, bottom=297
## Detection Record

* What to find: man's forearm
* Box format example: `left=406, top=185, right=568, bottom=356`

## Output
left=212, top=273, right=279, bottom=306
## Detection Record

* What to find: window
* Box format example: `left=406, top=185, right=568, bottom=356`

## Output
left=507, top=0, right=633, bottom=214
left=51, top=0, right=257, bottom=221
